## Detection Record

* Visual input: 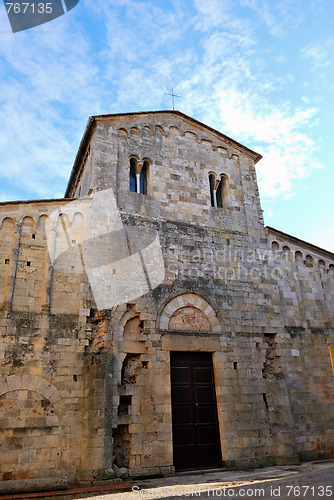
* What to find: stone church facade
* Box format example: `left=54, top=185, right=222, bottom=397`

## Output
left=0, top=110, right=333, bottom=493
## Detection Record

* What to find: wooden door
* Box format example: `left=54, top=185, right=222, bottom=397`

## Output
left=170, top=351, right=223, bottom=471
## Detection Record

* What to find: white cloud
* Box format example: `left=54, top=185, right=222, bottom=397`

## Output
left=213, top=87, right=321, bottom=199
left=0, top=12, right=102, bottom=200
left=240, top=0, right=303, bottom=36
left=0, top=0, right=324, bottom=212
left=193, top=0, right=235, bottom=30
left=93, top=0, right=322, bottom=205
left=301, top=39, right=334, bottom=69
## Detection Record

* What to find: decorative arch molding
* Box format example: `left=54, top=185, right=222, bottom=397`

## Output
left=115, top=123, right=243, bottom=155
left=155, top=125, right=167, bottom=137
left=169, top=125, right=183, bottom=137
left=21, top=216, right=35, bottom=228
left=0, top=374, right=64, bottom=416
left=159, top=293, right=221, bottom=333
left=118, top=127, right=129, bottom=139
left=184, top=130, right=198, bottom=141
left=201, top=138, right=213, bottom=149
left=143, top=125, right=153, bottom=136
left=119, top=306, right=140, bottom=330
left=130, top=126, right=141, bottom=137
left=0, top=216, right=15, bottom=230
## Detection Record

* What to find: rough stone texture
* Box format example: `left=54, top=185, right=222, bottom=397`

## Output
left=0, top=111, right=333, bottom=492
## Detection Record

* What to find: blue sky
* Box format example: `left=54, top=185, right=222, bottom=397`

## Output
left=0, top=0, right=333, bottom=251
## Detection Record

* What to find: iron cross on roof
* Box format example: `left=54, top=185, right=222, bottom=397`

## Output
left=164, top=88, right=182, bottom=110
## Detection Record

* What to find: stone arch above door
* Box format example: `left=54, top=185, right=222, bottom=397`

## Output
left=159, top=293, right=221, bottom=333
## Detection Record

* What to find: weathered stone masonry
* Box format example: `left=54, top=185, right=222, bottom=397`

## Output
left=0, top=110, right=333, bottom=493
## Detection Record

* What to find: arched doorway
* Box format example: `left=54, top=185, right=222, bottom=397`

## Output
left=159, top=293, right=223, bottom=471
left=170, top=351, right=222, bottom=471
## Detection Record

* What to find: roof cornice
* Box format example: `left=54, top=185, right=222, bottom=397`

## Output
left=265, top=226, right=334, bottom=260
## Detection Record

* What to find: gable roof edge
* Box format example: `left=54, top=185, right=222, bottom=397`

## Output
left=65, top=116, right=95, bottom=198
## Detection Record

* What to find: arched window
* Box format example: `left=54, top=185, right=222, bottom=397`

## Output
left=209, top=173, right=229, bottom=208
left=139, top=160, right=149, bottom=195
left=217, top=175, right=229, bottom=208
left=129, top=157, right=137, bottom=193
left=209, top=173, right=217, bottom=207
left=216, top=179, right=223, bottom=208
left=129, top=157, right=149, bottom=194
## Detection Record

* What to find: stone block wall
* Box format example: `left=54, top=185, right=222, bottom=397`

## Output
left=70, top=112, right=264, bottom=239
left=107, top=214, right=333, bottom=473
left=0, top=201, right=101, bottom=493
left=0, top=111, right=333, bottom=492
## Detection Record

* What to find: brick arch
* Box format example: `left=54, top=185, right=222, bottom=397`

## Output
left=159, top=293, right=221, bottom=333
left=0, top=374, right=64, bottom=417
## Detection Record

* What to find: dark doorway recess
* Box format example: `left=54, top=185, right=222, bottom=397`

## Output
left=170, top=351, right=223, bottom=471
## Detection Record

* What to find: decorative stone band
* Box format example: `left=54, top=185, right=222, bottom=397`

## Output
left=159, top=293, right=221, bottom=333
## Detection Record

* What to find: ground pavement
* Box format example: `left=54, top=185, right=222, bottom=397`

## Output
left=3, top=460, right=334, bottom=500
